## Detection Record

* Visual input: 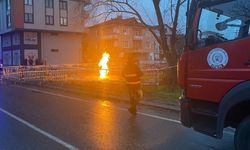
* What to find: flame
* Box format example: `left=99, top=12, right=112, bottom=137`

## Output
left=98, top=52, right=110, bottom=79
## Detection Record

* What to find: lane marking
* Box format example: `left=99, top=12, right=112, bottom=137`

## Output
left=12, top=85, right=234, bottom=135
left=138, top=112, right=181, bottom=124
left=0, top=108, right=78, bottom=150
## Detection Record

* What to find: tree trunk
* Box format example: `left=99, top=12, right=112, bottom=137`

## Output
left=153, top=0, right=170, bottom=61
left=153, top=0, right=178, bottom=88
left=164, top=67, right=177, bottom=91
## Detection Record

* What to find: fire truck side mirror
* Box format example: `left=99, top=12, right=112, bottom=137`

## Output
left=187, top=30, right=195, bottom=50
left=216, top=22, right=228, bottom=31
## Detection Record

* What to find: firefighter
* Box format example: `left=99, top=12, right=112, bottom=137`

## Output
left=122, top=53, right=143, bottom=115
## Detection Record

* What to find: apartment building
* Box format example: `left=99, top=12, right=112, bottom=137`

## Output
left=0, top=0, right=88, bottom=66
left=83, top=16, right=165, bottom=64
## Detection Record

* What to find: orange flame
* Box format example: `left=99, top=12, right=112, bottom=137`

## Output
left=98, top=52, right=110, bottom=79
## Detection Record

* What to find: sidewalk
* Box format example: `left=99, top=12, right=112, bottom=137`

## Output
left=9, top=79, right=180, bottom=111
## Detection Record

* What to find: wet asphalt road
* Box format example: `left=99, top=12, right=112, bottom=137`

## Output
left=0, top=84, right=235, bottom=150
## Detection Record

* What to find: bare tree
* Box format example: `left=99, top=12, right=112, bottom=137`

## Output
left=88, top=0, right=186, bottom=87
left=153, top=0, right=186, bottom=88
left=71, top=0, right=92, bottom=24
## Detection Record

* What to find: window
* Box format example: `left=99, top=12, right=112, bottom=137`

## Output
left=45, top=15, right=54, bottom=25
left=12, top=33, right=20, bottom=45
left=24, top=13, right=33, bottom=23
left=13, top=50, right=21, bottom=65
left=113, top=27, right=119, bottom=33
left=45, top=0, right=53, bottom=8
left=6, top=14, right=11, bottom=28
left=60, top=17, right=68, bottom=26
left=134, top=40, right=142, bottom=50
left=197, top=0, right=250, bottom=48
left=24, top=0, right=33, bottom=5
left=23, top=32, right=38, bottom=45
left=3, top=51, right=12, bottom=66
left=144, top=41, right=150, bottom=49
left=104, top=28, right=113, bottom=35
left=134, top=29, right=141, bottom=36
left=59, top=0, right=67, bottom=10
left=6, top=0, right=11, bottom=10
left=123, top=28, right=129, bottom=35
left=96, top=31, right=99, bottom=36
left=6, top=0, right=11, bottom=28
left=59, top=0, right=68, bottom=26
left=154, top=41, right=160, bottom=51
left=122, top=40, right=129, bottom=48
left=2, top=36, right=11, bottom=47
left=45, top=0, right=54, bottom=25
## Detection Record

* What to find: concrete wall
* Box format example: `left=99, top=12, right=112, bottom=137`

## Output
left=41, top=32, right=82, bottom=64
left=24, top=0, right=85, bottom=33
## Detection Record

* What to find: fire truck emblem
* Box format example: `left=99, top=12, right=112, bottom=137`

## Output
left=207, top=48, right=228, bottom=69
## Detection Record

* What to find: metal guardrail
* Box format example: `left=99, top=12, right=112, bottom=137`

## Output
left=1, top=65, right=171, bottom=85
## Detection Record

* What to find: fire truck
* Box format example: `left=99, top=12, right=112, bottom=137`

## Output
left=178, top=0, right=250, bottom=149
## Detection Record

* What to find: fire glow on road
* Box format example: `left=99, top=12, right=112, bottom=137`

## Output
left=98, top=52, right=110, bottom=79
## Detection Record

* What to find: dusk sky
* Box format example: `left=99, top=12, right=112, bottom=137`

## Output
left=88, top=0, right=187, bottom=31
left=140, top=0, right=187, bottom=30
left=125, top=0, right=186, bottom=25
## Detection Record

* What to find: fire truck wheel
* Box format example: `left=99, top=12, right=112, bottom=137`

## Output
left=235, top=116, right=250, bottom=150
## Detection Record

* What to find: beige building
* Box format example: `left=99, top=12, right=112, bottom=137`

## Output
left=83, top=16, right=165, bottom=65
left=0, top=0, right=88, bottom=66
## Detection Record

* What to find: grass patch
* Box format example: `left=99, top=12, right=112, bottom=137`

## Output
left=143, top=85, right=182, bottom=100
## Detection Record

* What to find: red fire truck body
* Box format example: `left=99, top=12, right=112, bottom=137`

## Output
left=178, top=0, right=250, bottom=149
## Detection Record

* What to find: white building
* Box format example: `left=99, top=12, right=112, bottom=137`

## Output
left=0, top=0, right=87, bottom=66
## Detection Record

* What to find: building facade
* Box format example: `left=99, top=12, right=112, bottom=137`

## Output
left=0, top=0, right=87, bottom=66
left=83, top=16, right=165, bottom=65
